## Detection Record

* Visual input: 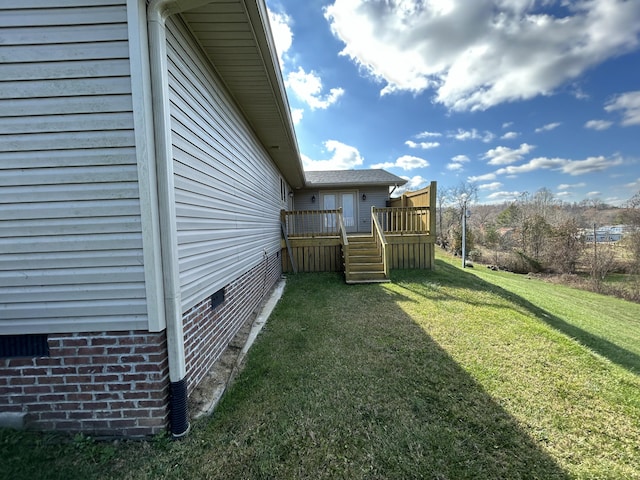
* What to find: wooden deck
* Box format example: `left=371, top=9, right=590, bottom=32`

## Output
left=281, top=205, right=436, bottom=282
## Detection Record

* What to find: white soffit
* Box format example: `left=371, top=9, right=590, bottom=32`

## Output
left=181, top=0, right=305, bottom=188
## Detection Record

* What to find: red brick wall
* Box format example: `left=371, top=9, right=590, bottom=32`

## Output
left=0, top=252, right=282, bottom=437
left=0, top=331, right=169, bottom=437
left=183, top=251, right=282, bottom=394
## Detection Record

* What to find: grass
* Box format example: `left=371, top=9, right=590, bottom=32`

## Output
left=2, top=254, right=640, bottom=479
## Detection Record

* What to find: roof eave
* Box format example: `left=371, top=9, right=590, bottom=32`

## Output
left=242, top=0, right=305, bottom=188
left=305, top=181, right=408, bottom=189
left=181, top=0, right=306, bottom=189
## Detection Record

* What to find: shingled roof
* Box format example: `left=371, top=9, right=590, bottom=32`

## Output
left=304, top=169, right=407, bottom=188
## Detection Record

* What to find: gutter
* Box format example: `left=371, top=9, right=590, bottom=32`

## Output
left=146, top=0, right=212, bottom=439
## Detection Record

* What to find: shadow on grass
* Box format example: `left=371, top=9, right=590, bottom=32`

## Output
left=1, top=270, right=587, bottom=479
left=397, top=260, right=640, bottom=376
left=191, top=272, right=572, bottom=479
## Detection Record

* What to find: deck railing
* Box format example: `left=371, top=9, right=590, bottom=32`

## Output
left=337, top=211, right=350, bottom=274
left=371, top=211, right=390, bottom=278
left=281, top=206, right=436, bottom=274
left=282, top=207, right=433, bottom=237
left=373, top=206, right=431, bottom=234
left=281, top=209, right=342, bottom=237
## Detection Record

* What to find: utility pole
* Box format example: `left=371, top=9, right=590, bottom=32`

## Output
left=461, top=194, right=468, bottom=268
left=592, top=223, right=597, bottom=280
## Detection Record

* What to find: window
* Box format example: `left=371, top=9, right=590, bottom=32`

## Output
left=280, top=178, right=286, bottom=203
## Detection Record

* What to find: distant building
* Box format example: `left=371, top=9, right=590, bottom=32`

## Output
left=581, top=225, right=630, bottom=243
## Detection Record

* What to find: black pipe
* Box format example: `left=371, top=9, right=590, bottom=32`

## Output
left=169, top=378, right=190, bottom=438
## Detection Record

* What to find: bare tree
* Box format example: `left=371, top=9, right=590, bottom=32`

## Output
left=436, top=186, right=450, bottom=246
left=588, top=240, right=618, bottom=291
left=485, top=224, right=500, bottom=265
left=449, top=182, right=478, bottom=260
left=532, top=187, right=556, bottom=221
left=620, top=191, right=640, bottom=274
left=548, top=218, right=582, bottom=273
left=450, top=182, right=478, bottom=213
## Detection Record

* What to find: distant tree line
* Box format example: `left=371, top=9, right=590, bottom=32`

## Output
left=436, top=184, right=640, bottom=296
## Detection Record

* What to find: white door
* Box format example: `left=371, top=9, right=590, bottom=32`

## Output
left=341, top=193, right=356, bottom=231
left=323, top=194, right=337, bottom=230
left=322, top=192, right=357, bottom=233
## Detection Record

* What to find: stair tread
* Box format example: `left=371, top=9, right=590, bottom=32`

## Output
left=348, top=274, right=386, bottom=277
left=346, top=279, right=390, bottom=284
left=345, top=236, right=388, bottom=283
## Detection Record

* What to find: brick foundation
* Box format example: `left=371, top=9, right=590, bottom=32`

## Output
left=0, top=331, right=169, bottom=437
left=183, top=251, right=282, bottom=395
left=0, top=252, right=282, bottom=437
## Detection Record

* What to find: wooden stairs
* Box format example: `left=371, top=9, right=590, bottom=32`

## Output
left=344, top=235, right=389, bottom=284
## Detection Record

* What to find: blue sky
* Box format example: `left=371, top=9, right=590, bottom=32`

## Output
left=265, top=0, right=640, bottom=205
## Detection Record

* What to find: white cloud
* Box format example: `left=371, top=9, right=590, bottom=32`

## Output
left=561, top=156, right=623, bottom=176
left=605, top=90, right=640, bottom=126
left=572, top=84, right=590, bottom=100
left=403, top=175, right=427, bottom=189
left=286, top=67, right=345, bottom=110
left=324, top=0, right=640, bottom=111
left=370, top=161, right=395, bottom=169
left=493, top=157, right=564, bottom=175
left=468, top=172, right=497, bottom=182
left=405, top=140, right=440, bottom=149
left=394, top=175, right=428, bottom=195
left=479, top=182, right=503, bottom=190
left=494, top=155, right=623, bottom=176
left=585, top=119, right=613, bottom=130
left=586, top=191, right=602, bottom=197
left=501, top=131, right=520, bottom=140
left=625, top=177, right=640, bottom=188
left=290, top=108, right=304, bottom=125
left=446, top=154, right=470, bottom=171
left=562, top=156, right=622, bottom=175
left=372, top=154, right=429, bottom=170
left=267, top=9, right=293, bottom=68
left=558, top=182, right=586, bottom=190
left=486, top=191, right=522, bottom=202
left=535, top=122, right=561, bottom=133
left=483, top=143, right=535, bottom=166
left=449, top=128, right=495, bottom=142
left=302, top=140, right=364, bottom=170
left=416, top=131, right=442, bottom=138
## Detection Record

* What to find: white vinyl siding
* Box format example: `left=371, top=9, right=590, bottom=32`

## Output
left=0, top=1, right=147, bottom=333
left=359, top=188, right=390, bottom=232
left=166, top=17, right=285, bottom=311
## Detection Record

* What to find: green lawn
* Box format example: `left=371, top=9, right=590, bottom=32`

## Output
left=2, top=255, right=640, bottom=479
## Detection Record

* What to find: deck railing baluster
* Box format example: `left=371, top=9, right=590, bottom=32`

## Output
left=365, top=207, right=432, bottom=235
left=283, top=207, right=430, bottom=237
left=281, top=209, right=342, bottom=237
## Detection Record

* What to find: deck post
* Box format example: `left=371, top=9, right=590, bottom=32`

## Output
left=429, top=181, right=437, bottom=268
left=280, top=210, right=297, bottom=273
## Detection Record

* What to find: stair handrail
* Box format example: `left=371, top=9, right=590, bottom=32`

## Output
left=371, top=208, right=390, bottom=278
left=337, top=208, right=350, bottom=274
